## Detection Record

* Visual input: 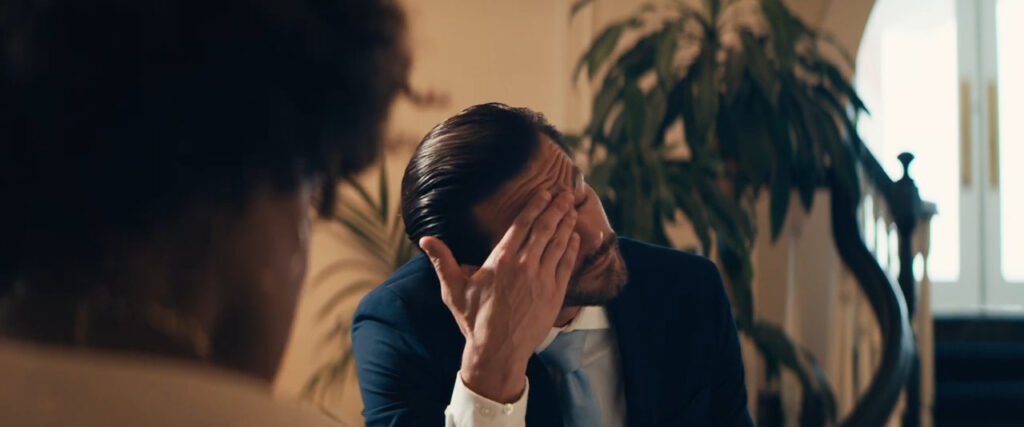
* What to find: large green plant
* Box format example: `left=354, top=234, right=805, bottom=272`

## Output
left=570, top=0, right=868, bottom=422
left=302, top=159, right=418, bottom=416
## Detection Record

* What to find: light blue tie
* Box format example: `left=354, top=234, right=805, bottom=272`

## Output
left=538, top=330, right=603, bottom=427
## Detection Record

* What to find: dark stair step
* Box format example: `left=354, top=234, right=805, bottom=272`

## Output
left=934, top=381, right=1024, bottom=425
left=935, top=318, right=1024, bottom=343
left=934, top=318, right=1024, bottom=426
left=935, top=342, right=1024, bottom=382
left=935, top=423, right=1024, bottom=427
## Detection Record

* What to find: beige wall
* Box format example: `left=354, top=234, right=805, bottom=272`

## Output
left=388, top=0, right=576, bottom=141
left=274, top=0, right=880, bottom=424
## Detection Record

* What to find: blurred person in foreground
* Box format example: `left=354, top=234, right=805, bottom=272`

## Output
left=0, top=1, right=408, bottom=425
left=352, top=103, right=753, bottom=426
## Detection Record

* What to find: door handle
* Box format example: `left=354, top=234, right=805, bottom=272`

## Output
left=988, top=81, right=1000, bottom=190
left=961, top=81, right=972, bottom=187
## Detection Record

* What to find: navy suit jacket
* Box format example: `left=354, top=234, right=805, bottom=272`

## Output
left=352, top=237, right=753, bottom=426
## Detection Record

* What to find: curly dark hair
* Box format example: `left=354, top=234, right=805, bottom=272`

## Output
left=0, top=0, right=410, bottom=291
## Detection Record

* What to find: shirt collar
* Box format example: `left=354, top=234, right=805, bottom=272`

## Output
left=534, top=306, right=610, bottom=352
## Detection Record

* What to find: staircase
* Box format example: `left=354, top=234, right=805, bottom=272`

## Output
left=934, top=318, right=1024, bottom=426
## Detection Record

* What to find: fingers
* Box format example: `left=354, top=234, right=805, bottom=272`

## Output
left=539, top=207, right=577, bottom=275
left=554, top=233, right=581, bottom=286
left=493, top=190, right=553, bottom=255
left=520, top=192, right=574, bottom=265
left=420, top=236, right=462, bottom=291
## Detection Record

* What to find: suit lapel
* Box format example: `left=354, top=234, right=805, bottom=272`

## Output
left=606, top=249, right=661, bottom=426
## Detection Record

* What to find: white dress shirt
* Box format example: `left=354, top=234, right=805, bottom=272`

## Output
left=444, top=306, right=626, bottom=427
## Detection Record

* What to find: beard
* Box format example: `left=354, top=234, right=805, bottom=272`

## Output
left=562, top=236, right=628, bottom=306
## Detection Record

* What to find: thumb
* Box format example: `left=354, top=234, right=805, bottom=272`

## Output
left=419, top=236, right=463, bottom=287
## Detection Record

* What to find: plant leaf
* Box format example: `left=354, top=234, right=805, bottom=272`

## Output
left=749, top=322, right=808, bottom=384
left=563, top=134, right=584, bottom=151
left=318, top=321, right=350, bottom=347
left=377, top=160, right=388, bottom=221
left=643, top=85, right=668, bottom=147
left=336, top=196, right=384, bottom=232
left=820, top=33, right=856, bottom=70
left=760, top=0, right=801, bottom=68
left=588, top=157, right=617, bottom=195
left=717, top=239, right=753, bottom=329
left=301, top=371, right=323, bottom=401
left=606, top=111, right=626, bottom=148
left=690, top=44, right=719, bottom=149
left=813, top=85, right=864, bottom=151
left=654, top=25, right=680, bottom=91
left=740, top=31, right=779, bottom=107
left=769, top=148, right=792, bottom=241
left=584, top=23, right=628, bottom=80
left=768, top=95, right=795, bottom=241
left=623, top=81, right=646, bottom=145
left=323, top=349, right=356, bottom=402
left=310, top=259, right=381, bottom=288
left=588, top=74, right=623, bottom=137
left=388, top=206, right=405, bottom=247
left=347, top=178, right=378, bottom=213
left=731, top=90, right=774, bottom=191
left=335, top=199, right=388, bottom=238
left=722, top=50, right=747, bottom=106
left=614, top=29, right=659, bottom=79
left=782, top=86, right=819, bottom=211
left=702, top=0, right=719, bottom=21
left=671, top=0, right=711, bottom=30
left=316, top=279, right=381, bottom=321
left=569, top=0, right=594, bottom=21
left=667, top=168, right=712, bottom=255
left=334, top=213, right=392, bottom=264
left=820, top=60, right=868, bottom=114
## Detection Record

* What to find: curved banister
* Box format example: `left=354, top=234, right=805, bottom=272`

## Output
left=831, top=157, right=918, bottom=426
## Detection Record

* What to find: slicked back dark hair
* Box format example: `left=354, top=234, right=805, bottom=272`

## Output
left=0, top=0, right=409, bottom=291
left=401, top=103, right=568, bottom=266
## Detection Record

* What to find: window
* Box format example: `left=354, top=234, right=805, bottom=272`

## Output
left=856, top=0, right=1023, bottom=312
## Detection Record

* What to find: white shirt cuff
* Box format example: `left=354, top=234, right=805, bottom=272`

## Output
left=444, top=370, right=528, bottom=427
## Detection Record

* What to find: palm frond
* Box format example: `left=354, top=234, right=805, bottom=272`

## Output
left=315, top=279, right=383, bottom=322
left=303, top=158, right=419, bottom=410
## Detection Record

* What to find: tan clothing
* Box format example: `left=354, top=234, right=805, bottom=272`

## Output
left=0, top=340, right=341, bottom=426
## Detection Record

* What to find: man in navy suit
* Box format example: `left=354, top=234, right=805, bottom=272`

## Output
left=353, top=103, right=753, bottom=426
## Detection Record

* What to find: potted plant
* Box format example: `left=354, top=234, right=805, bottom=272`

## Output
left=568, top=0, right=868, bottom=423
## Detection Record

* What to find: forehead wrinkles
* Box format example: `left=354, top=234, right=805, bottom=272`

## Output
left=483, top=141, right=575, bottom=224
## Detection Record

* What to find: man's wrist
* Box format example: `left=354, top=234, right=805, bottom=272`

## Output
left=447, top=370, right=529, bottom=426
left=459, top=347, right=528, bottom=403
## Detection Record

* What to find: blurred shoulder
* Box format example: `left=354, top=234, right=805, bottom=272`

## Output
left=0, top=340, right=343, bottom=427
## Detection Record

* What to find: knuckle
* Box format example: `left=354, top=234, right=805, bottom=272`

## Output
left=495, top=250, right=514, bottom=264
left=440, top=290, right=454, bottom=305
left=536, top=218, right=558, bottom=234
